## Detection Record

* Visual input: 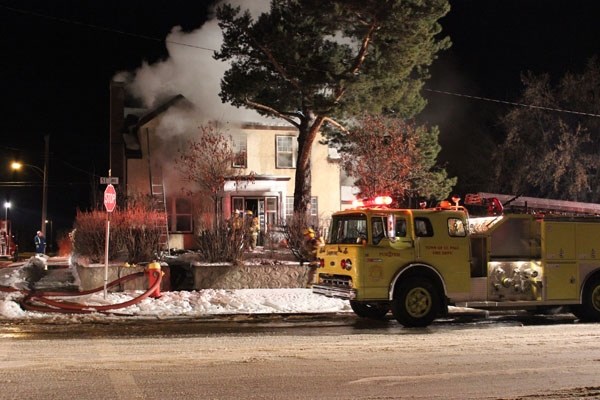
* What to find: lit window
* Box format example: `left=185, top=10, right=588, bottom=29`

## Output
left=276, top=136, right=296, bottom=168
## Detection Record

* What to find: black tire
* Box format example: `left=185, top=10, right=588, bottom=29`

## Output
left=391, top=277, right=440, bottom=328
left=572, top=277, right=600, bottom=322
left=350, top=301, right=389, bottom=320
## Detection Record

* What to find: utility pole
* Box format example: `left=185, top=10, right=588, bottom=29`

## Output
left=41, top=135, right=49, bottom=236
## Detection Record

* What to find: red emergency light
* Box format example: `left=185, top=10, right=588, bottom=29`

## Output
left=352, top=196, right=393, bottom=208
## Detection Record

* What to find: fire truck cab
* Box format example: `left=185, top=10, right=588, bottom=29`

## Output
left=312, top=195, right=600, bottom=327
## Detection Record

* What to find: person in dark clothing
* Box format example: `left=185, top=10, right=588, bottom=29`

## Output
left=34, top=231, right=46, bottom=255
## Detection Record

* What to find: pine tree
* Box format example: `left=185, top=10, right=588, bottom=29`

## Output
left=215, top=0, right=450, bottom=212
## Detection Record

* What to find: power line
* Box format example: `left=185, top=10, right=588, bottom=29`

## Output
left=0, top=4, right=218, bottom=52
left=424, top=88, right=600, bottom=118
left=5, top=3, right=599, bottom=120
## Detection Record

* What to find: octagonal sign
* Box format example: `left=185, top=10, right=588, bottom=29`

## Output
left=104, top=184, right=117, bottom=213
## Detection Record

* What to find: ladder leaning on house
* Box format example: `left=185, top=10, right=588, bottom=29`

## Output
left=151, top=175, right=170, bottom=256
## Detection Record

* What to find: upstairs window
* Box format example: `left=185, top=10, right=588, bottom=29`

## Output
left=276, top=135, right=296, bottom=168
left=231, top=132, right=247, bottom=168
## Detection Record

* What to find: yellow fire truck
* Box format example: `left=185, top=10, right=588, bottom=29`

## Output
left=312, top=194, right=600, bottom=327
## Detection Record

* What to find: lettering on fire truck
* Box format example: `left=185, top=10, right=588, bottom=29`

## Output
left=312, top=194, right=600, bottom=327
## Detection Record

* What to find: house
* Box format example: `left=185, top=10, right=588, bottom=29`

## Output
left=109, top=81, right=345, bottom=250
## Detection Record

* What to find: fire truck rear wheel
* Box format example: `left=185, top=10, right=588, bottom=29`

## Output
left=350, top=301, right=389, bottom=320
left=572, top=277, right=600, bottom=322
left=391, top=277, right=440, bottom=328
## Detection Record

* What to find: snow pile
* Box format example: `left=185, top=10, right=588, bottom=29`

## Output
left=0, top=258, right=351, bottom=320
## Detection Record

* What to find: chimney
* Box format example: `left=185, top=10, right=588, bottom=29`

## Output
left=109, top=80, right=126, bottom=185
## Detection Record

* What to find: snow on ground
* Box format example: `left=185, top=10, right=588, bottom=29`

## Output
left=0, top=257, right=351, bottom=320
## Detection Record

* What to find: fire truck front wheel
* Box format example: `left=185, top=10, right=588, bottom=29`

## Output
left=391, top=277, right=440, bottom=328
left=572, top=277, right=600, bottom=322
left=350, top=301, right=389, bottom=320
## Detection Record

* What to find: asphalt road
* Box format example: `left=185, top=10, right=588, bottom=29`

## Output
left=0, top=313, right=599, bottom=399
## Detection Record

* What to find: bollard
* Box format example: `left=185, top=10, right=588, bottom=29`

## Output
left=146, top=261, right=163, bottom=298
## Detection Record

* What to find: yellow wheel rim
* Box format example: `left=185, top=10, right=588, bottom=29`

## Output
left=405, top=287, right=432, bottom=318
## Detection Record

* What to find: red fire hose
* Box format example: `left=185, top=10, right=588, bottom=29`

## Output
left=0, top=268, right=162, bottom=315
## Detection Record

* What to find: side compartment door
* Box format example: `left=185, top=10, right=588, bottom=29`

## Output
left=545, top=263, right=579, bottom=300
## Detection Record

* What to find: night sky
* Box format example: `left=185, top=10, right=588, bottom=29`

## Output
left=1, top=0, right=600, bottom=251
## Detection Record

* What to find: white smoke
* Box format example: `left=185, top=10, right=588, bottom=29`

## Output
left=116, top=0, right=271, bottom=131
left=114, top=1, right=273, bottom=192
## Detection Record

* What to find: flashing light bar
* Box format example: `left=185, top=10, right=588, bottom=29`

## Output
left=352, top=196, right=393, bottom=208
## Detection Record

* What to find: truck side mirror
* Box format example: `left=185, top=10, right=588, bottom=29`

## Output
left=387, top=214, right=396, bottom=242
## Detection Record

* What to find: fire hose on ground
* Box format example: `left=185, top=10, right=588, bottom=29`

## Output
left=0, top=265, right=162, bottom=315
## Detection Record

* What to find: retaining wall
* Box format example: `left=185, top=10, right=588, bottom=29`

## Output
left=74, top=261, right=314, bottom=291
left=192, top=263, right=314, bottom=289
left=75, top=264, right=171, bottom=292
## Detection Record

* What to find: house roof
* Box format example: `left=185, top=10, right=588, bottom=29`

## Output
left=123, top=94, right=191, bottom=158
left=135, top=94, right=189, bottom=127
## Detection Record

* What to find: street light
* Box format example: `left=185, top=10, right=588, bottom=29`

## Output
left=10, top=160, right=48, bottom=236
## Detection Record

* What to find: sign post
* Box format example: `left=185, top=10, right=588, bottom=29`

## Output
left=103, top=183, right=117, bottom=298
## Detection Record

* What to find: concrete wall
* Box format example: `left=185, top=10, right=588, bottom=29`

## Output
left=193, top=263, right=315, bottom=289
left=74, top=262, right=314, bottom=292
left=75, top=264, right=171, bottom=293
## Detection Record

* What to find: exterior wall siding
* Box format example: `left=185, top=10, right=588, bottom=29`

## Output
left=123, top=103, right=342, bottom=250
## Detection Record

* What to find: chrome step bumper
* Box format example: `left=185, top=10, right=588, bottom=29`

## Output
left=312, top=285, right=356, bottom=300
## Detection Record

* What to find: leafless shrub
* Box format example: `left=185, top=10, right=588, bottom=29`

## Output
left=113, top=205, right=164, bottom=263
left=283, top=212, right=316, bottom=264
left=72, top=210, right=120, bottom=263
left=73, top=196, right=166, bottom=264
left=196, top=217, right=246, bottom=264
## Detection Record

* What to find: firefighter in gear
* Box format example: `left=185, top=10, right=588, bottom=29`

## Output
left=249, top=215, right=260, bottom=251
left=302, top=227, right=324, bottom=286
left=302, top=227, right=324, bottom=258
left=231, top=210, right=243, bottom=230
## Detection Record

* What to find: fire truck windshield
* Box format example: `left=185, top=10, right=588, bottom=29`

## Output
left=329, top=213, right=368, bottom=244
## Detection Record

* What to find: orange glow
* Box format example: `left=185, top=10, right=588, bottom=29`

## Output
left=353, top=196, right=392, bottom=208
left=352, top=199, right=364, bottom=207
left=374, top=196, right=392, bottom=205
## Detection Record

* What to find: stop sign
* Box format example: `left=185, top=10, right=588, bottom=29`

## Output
left=104, top=184, right=117, bottom=212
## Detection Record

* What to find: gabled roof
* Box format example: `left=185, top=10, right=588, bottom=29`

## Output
left=123, top=94, right=191, bottom=158
left=135, top=94, right=189, bottom=127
